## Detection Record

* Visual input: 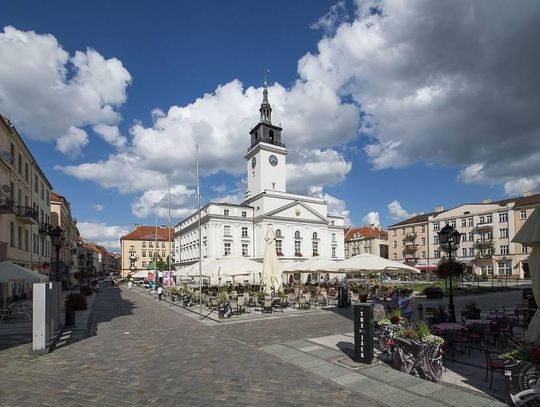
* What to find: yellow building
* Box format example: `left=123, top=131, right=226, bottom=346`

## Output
left=120, top=225, right=174, bottom=277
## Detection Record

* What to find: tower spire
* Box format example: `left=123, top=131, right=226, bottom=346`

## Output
left=260, top=68, right=272, bottom=123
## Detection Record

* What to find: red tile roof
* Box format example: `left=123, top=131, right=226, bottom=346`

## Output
left=121, top=226, right=174, bottom=242
left=345, top=226, right=387, bottom=242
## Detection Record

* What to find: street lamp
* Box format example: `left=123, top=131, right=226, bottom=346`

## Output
left=438, top=224, right=462, bottom=323
left=48, top=226, right=65, bottom=283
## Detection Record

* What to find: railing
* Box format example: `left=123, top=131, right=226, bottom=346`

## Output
left=475, top=252, right=493, bottom=259
left=476, top=222, right=493, bottom=229
left=403, top=244, right=418, bottom=252
left=38, top=222, right=51, bottom=235
left=475, top=238, right=493, bottom=246
left=0, top=196, right=14, bottom=213
left=15, top=206, right=38, bottom=222
left=404, top=233, right=417, bottom=241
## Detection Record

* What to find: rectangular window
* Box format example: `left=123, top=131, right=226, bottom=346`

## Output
left=332, top=246, right=336, bottom=258
left=24, top=230, right=29, bottom=251
left=25, top=162, right=29, bottom=181
left=469, top=247, right=474, bottom=257
left=500, top=245, right=509, bottom=255
left=294, top=240, right=301, bottom=255
left=421, top=225, right=425, bottom=233
left=18, top=226, right=22, bottom=249
left=34, top=173, right=38, bottom=193
left=468, top=217, right=474, bottom=227
left=499, top=212, right=508, bottom=223
left=421, top=251, right=426, bottom=258
left=434, top=250, right=441, bottom=258
left=479, top=215, right=485, bottom=224
left=421, top=237, right=425, bottom=245
left=142, top=242, right=146, bottom=247
left=392, top=230, right=396, bottom=236
left=242, top=243, right=248, bottom=256
left=433, top=223, right=440, bottom=231
left=461, top=218, right=467, bottom=227
left=498, top=262, right=511, bottom=275
left=520, top=210, right=527, bottom=220
left=522, top=244, right=529, bottom=254
left=224, top=242, right=231, bottom=256
left=393, top=253, right=397, bottom=260
left=10, top=222, right=15, bottom=247
left=40, top=181, right=44, bottom=200
left=434, top=236, right=439, bottom=244
left=500, top=228, right=508, bottom=238
left=241, top=226, right=248, bottom=238
left=149, top=241, right=153, bottom=248
left=312, top=241, right=319, bottom=256
left=486, top=214, right=492, bottom=223
left=18, top=153, right=22, bottom=173
left=142, top=250, right=146, bottom=257
left=468, top=232, right=474, bottom=241
left=162, top=251, right=165, bottom=257
left=392, top=241, right=397, bottom=248
left=224, top=209, right=230, bottom=216
left=450, top=220, right=456, bottom=227
left=149, top=251, right=153, bottom=258
left=241, top=211, right=247, bottom=218
left=401, top=228, right=405, bottom=235
left=332, top=233, right=336, bottom=242
left=461, top=233, right=467, bottom=242
left=275, top=240, right=282, bottom=255
left=142, top=261, right=147, bottom=267
left=224, top=225, right=231, bottom=236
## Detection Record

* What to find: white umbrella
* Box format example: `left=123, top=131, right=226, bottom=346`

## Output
left=184, top=257, right=262, bottom=285
left=0, top=261, right=48, bottom=283
left=281, top=257, right=339, bottom=272
left=326, top=253, right=421, bottom=273
left=513, top=207, right=540, bottom=342
left=262, top=225, right=282, bottom=295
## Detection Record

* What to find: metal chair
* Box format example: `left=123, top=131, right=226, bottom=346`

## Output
left=481, top=341, right=504, bottom=389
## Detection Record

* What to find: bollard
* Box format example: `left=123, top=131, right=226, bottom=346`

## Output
left=417, top=303, right=424, bottom=321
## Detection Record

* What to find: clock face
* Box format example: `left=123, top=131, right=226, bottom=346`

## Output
left=251, top=157, right=256, bottom=168
left=269, top=155, right=278, bottom=166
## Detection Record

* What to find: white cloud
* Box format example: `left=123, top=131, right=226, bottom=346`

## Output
left=131, top=185, right=196, bottom=220
left=55, top=126, right=89, bottom=158
left=93, top=124, right=127, bottom=149
left=0, top=25, right=131, bottom=143
left=211, top=184, right=227, bottom=194
left=310, top=0, right=349, bottom=35
left=388, top=200, right=415, bottom=221
left=77, top=221, right=130, bottom=250
left=362, top=211, right=380, bottom=227
left=310, top=186, right=351, bottom=225
left=92, top=204, right=104, bottom=212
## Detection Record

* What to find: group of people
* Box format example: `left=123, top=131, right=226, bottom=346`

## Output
left=389, top=289, right=413, bottom=320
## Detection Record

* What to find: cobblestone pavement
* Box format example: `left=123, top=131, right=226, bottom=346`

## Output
left=0, top=284, right=381, bottom=407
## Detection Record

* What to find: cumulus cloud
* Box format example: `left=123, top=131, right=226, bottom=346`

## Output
left=92, top=204, right=104, bottom=212
left=388, top=200, right=415, bottom=221
left=131, top=185, right=196, bottom=220
left=298, top=0, right=540, bottom=194
left=77, top=221, right=130, bottom=250
left=362, top=211, right=380, bottom=227
left=310, top=186, right=351, bottom=225
left=0, top=25, right=131, bottom=146
left=93, top=124, right=127, bottom=149
left=310, top=0, right=349, bottom=35
left=55, top=126, right=89, bottom=158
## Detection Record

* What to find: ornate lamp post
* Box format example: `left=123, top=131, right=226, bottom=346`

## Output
left=438, top=224, right=462, bottom=323
left=48, top=226, right=65, bottom=282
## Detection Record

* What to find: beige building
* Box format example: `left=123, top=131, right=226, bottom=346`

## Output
left=388, top=193, right=540, bottom=278
left=344, top=226, right=388, bottom=258
left=120, top=225, right=174, bottom=277
left=50, top=191, right=80, bottom=282
left=0, top=114, right=53, bottom=271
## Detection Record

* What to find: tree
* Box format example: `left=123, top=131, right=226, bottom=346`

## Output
left=435, top=260, right=465, bottom=279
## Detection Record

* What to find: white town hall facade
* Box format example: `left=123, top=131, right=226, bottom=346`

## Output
left=174, top=86, right=345, bottom=274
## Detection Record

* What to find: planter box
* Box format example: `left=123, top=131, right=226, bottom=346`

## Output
left=505, top=360, right=540, bottom=406
left=393, top=338, right=443, bottom=382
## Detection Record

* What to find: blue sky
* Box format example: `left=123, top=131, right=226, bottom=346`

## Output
left=1, top=0, right=538, bottom=249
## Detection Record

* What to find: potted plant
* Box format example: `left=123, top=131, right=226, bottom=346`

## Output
left=64, top=293, right=87, bottom=326
left=501, top=340, right=540, bottom=405
left=393, top=321, right=444, bottom=382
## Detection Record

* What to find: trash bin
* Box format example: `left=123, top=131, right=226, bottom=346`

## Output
left=338, top=286, right=349, bottom=308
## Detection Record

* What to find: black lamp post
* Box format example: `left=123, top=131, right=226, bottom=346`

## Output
left=48, top=226, right=65, bottom=282
left=437, top=224, right=462, bottom=323
left=78, top=253, right=86, bottom=290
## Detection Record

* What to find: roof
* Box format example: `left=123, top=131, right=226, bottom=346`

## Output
left=514, top=193, right=540, bottom=209
left=121, top=226, right=174, bottom=241
left=388, top=212, right=435, bottom=228
left=345, top=226, right=388, bottom=242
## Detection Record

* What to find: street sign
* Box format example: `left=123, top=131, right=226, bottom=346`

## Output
left=353, top=302, right=374, bottom=364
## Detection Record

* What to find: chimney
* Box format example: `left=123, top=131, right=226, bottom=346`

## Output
left=435, top=206, right=444, bottom=213
left=523, top=192, right=532, bottom=197
left=483, top=199, right=492, bottom=204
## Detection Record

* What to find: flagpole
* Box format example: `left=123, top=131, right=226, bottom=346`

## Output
left=168, top=185, right=171, bottom=286
left=196, top=144, right=203, bottom=319
left=155, top=205, right=158, bottom=285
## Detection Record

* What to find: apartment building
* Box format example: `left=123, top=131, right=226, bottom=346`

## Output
left=0, top=115, right=53, bottom=271
left=50, top=192, right=80, bottom=282
left=388, top=193, right=540, bottom=278
left=120, top=225, right=174, bottom=277
left=344, top=226, right=388, bottom=258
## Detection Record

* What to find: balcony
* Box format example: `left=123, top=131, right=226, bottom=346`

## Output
left=403, top=233, right=417, bottom=241
left=475, top=222, right=493, bottom=230
left=38, top=222, right=51, bottom=235
left=475, top=251, right=493, bottom=260
left=403, top=244, right=419, bottom=252
left=0, top=196, right=14, bottom=214
left=15, top=206, right=38, bottom=224
left=475, top=239, right=493, bottom=247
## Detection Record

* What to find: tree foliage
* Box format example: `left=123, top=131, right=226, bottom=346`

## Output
left=435, top=260, right=465, bottom=279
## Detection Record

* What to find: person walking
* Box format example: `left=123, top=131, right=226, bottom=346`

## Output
left=157, top=285, right=164, bottom=301
left=128, top=280, right=132, bottom=290
left=398, top=290, right=413, bottom=321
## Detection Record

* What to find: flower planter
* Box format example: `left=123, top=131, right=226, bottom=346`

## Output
left=393, top=337, right=443, bottom=382
left=505, top=360, right=540, bottom=406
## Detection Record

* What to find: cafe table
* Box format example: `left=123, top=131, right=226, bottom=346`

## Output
left=431, top=322, right=464, bottom=335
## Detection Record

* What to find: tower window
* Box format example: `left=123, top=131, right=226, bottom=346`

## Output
left=269, top=130, right=274, bottom=143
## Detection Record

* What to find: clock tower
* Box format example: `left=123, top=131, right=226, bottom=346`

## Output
left=244, top=84, right=287, bottom=199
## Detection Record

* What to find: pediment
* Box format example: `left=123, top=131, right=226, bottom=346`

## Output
left=264, top=200, right=328, bottom=223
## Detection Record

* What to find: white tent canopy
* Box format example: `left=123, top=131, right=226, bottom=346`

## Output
left=180, top=257, right=263, bottom=285
left=281, top=257, right=341, bottom=272
left=326, top=253, right=421, bottom=273
left=0, top=261, right=48, bottom=283
left=131, top=270, right=153, bottom=279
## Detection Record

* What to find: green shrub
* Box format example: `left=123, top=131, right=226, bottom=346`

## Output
left=65, top=293, right=87, bottom=311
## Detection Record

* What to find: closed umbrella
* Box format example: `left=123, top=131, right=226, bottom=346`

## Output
left=262, top=225, right=282, bottom=295
left=512, top=207, right=540, bottom=342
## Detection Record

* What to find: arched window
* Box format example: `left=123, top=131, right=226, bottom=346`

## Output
left=269, top=129, right=275, bottom=143
left=275, top=229, right=282, bottom=238
left=294, top=231, right=300, bottom=238
left=312, top=232, right=318, bottom=239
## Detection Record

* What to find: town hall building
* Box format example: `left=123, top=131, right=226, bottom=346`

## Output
left=174, top=85, right=345, bottom=271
